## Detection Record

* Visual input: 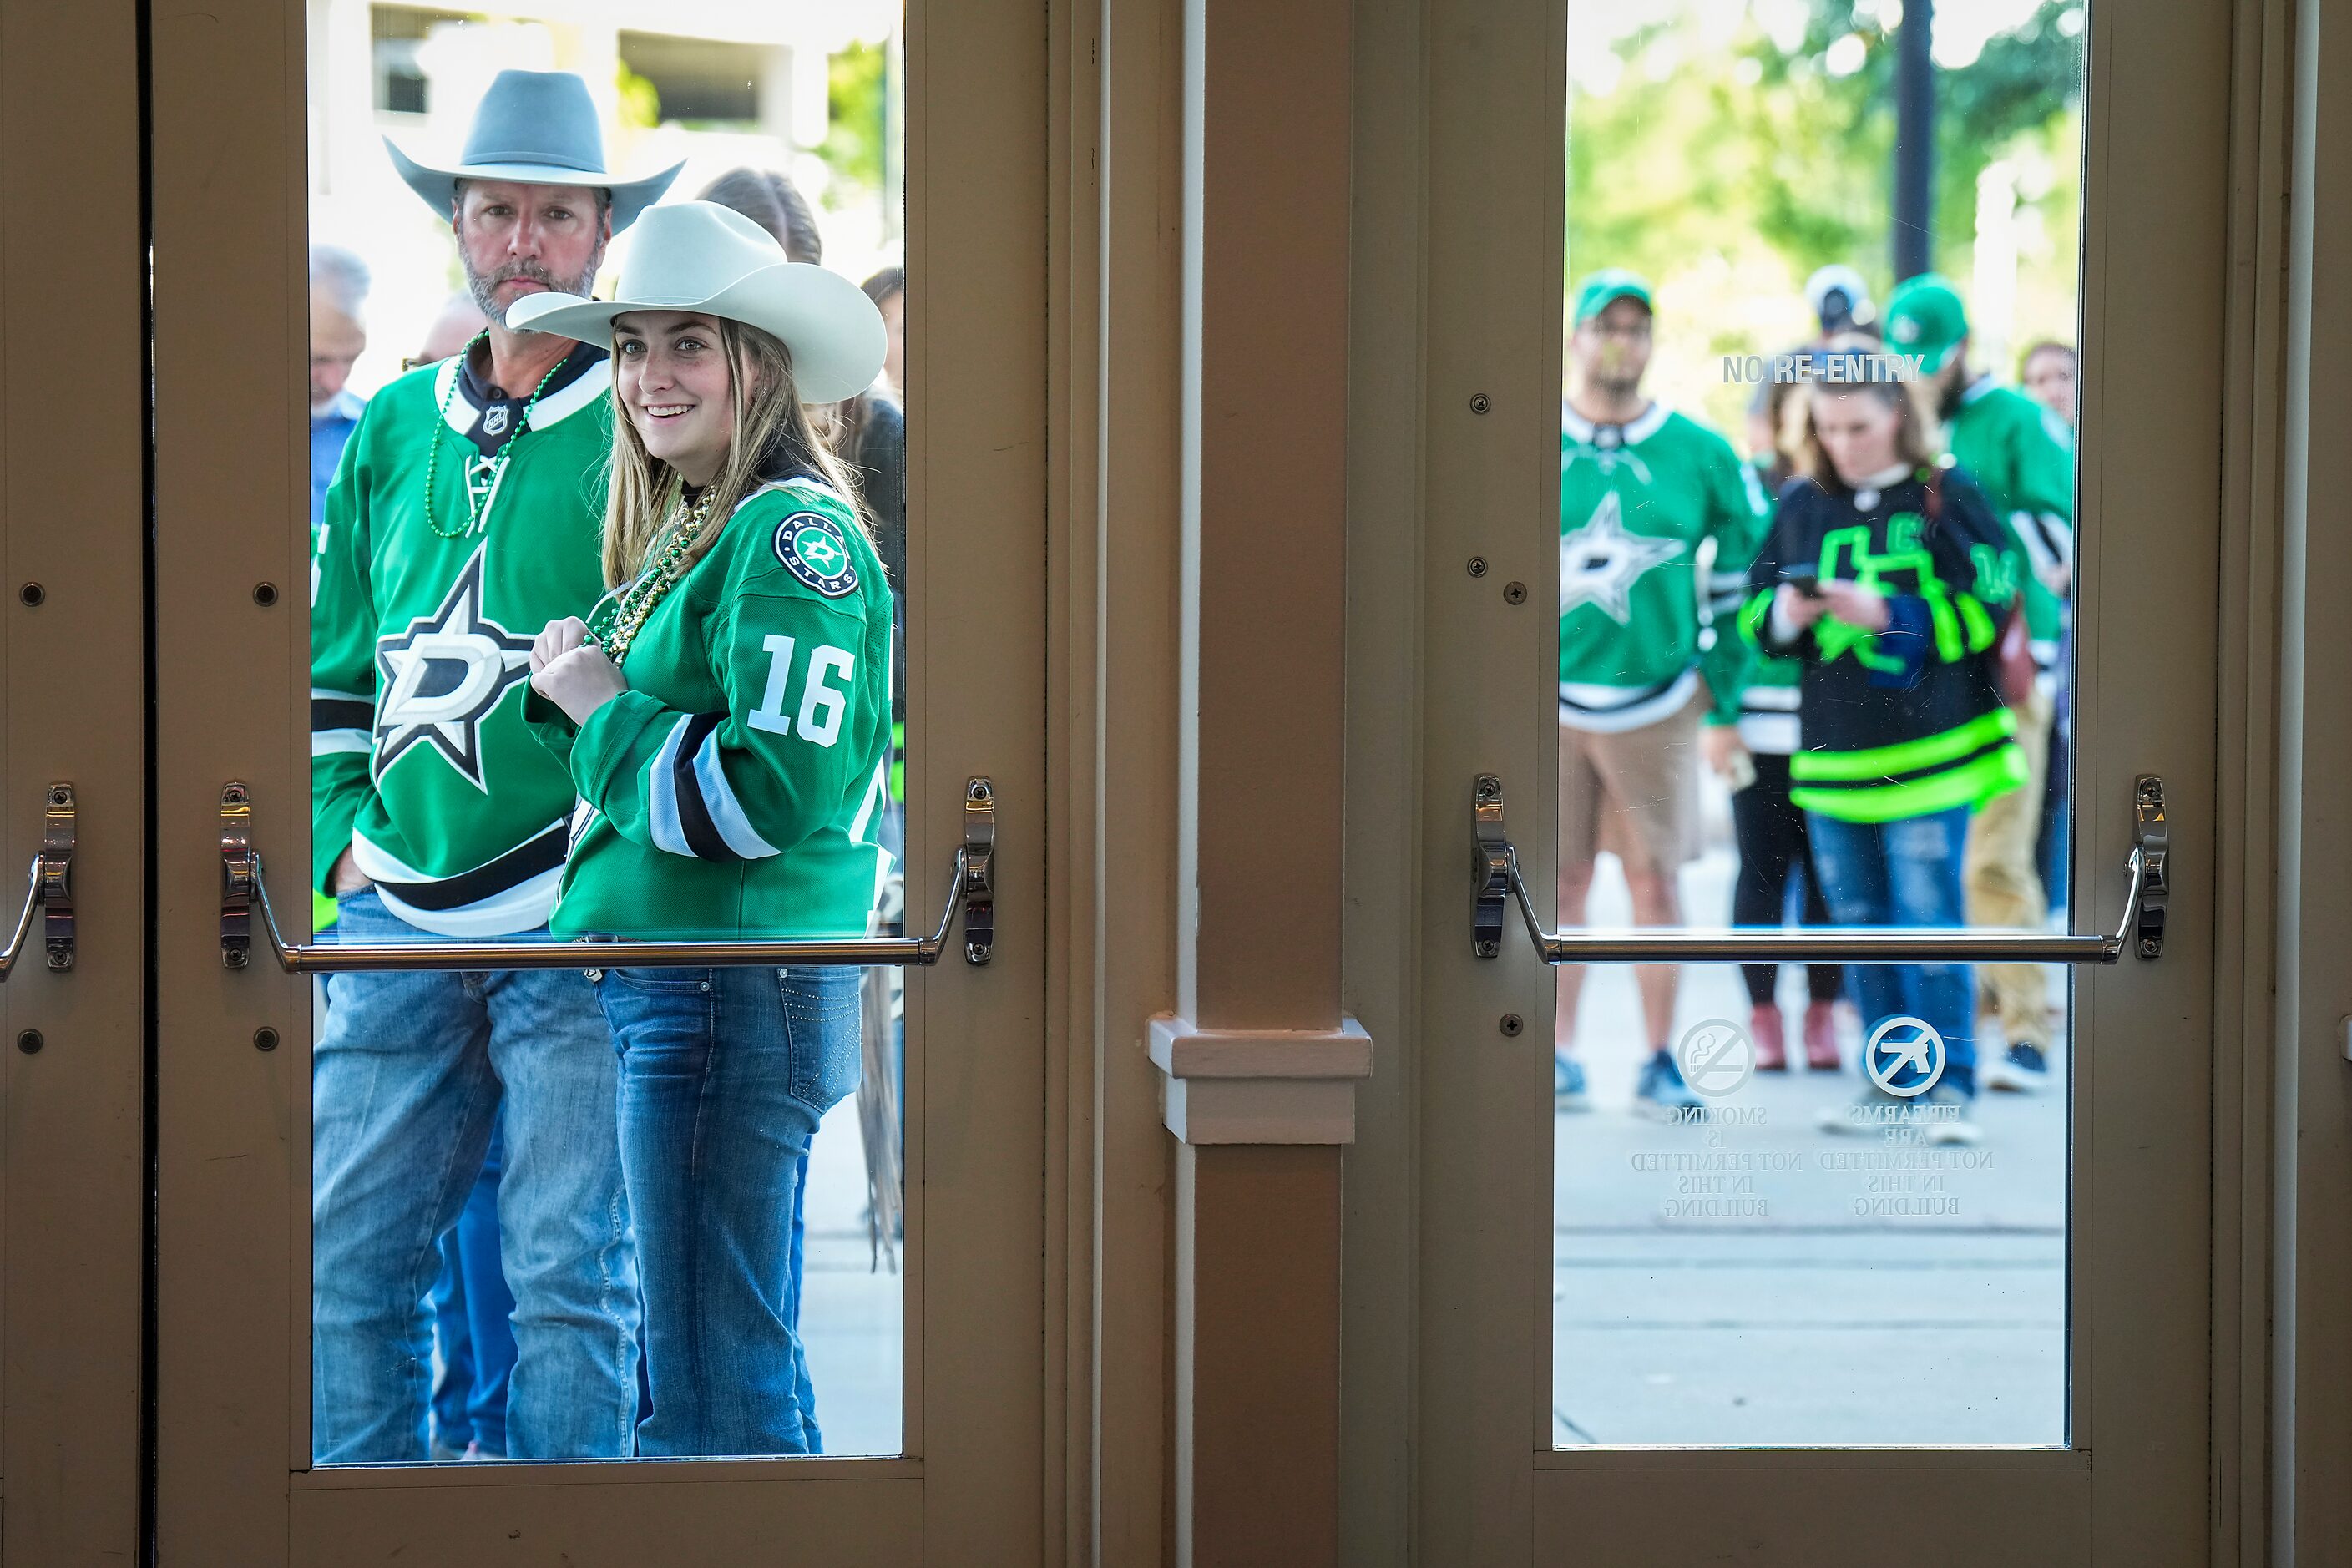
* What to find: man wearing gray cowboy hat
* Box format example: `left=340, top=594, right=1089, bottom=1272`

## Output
left=308, top=68, right=678, bottom=1463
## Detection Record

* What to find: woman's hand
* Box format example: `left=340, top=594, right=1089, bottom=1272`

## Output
left=531, top=642, right=629, bottom=725
left=1817, top=579, right=1891, bottom=632
left=531, top=616, right=591, bottom=675
left=1773, top=582, right=1829, bottom=630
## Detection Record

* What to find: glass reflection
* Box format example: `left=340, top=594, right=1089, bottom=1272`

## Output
left=1551, top=0, right=2081, bottom=1446
left=306, top=8, right=907, bottom=1463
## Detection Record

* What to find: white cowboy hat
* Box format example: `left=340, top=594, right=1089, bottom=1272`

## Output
left=508, top=203, right=888, bottom=405
left=387, top=70, right=684, bottom=232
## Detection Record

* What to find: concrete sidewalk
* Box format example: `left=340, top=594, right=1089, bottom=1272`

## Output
left=1553, top=848, right=2070, bottom=1448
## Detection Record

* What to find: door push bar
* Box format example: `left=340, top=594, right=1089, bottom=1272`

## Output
left=220, top=777, right=997, bottom=974
left=0, top=783, right=75, bottom=979
left=1471, top=772, right=2169, bottom=965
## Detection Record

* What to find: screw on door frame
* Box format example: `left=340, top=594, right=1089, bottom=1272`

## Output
left=1503, top=581, right=1529, bottom=605
left=1499, top=1013, right=1525, bottom=1037
left=16, top=1029, right=43, bottom=1054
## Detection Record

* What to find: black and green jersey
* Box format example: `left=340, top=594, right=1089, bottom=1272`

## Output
left=1946, top=376, right=2074, bottom=663
left=1741, top=466, right=2028, bottom=823
left=311, top=345, right=613, bottom=935
left=1560, top=404, right=1767, bottom=731
left=526, top=475, right=893, bottom=942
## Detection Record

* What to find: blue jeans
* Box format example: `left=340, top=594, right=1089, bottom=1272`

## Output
left=312, top=888, right=638, bottom=1462
left=1804, top=805, right=1980, bottom=1096
left=427, top=1122, right=517, bottom=1457
left=597, top=964, right=862, bottom=1457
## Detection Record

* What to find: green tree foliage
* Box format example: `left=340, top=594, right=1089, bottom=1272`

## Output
left=820, top=41, right=889, bottom=205
left=1568, top=0, right=2084, bottom=438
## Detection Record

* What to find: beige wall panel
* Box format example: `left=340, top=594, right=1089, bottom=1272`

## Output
left=0, top=0, right=146, bottom=1560
left=291, top=1475, right=924, bottom=1563
left=1535, top=1466, right=2092, bottom=1565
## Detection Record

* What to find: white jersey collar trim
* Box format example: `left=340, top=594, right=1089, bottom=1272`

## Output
left=1562, top=400, right=1672, bottom=448
left=436, top=351, right=611, bottom=437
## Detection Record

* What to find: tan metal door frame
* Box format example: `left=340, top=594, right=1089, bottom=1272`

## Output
left=147, top=0, right=1050, bottom=1558
left=0, top=2, right=147, bottom=1561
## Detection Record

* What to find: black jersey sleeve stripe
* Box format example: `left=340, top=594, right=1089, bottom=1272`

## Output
left=669, top=711, right=738, bottom=862
left=311, top=695, right=374, bottom=733
left=364, top=819, right=569, bottom=912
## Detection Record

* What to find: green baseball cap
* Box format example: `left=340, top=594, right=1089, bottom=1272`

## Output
left=1883, top=274, right=1970, bottom=372
left=1572, top=268, right=1654, bottom=326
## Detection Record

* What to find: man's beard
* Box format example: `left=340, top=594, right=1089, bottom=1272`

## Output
left=463, top=244, right=603, bottom=331
left=1588, top=372, right=1642, bottom=404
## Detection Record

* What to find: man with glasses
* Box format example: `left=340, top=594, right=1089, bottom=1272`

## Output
left=308, top=70, right=680, bottom=1461
left=1553, top=270, right=1768, bottom=1117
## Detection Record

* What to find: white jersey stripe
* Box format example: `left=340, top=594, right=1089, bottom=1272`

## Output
left=690, top=727, right=782, bottom=860
left=647, top=713, right=695, bottom=857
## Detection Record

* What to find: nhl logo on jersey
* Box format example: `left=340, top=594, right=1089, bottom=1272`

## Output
left=776, top=513, right=859, bottom=598
left=481, top=404, right=512, bottom=438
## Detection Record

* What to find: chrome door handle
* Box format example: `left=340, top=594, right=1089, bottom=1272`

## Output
left=221, top=777, right=997, bottom=974
left=1470, top=772, right=2168, bottom=965
left=0, top=783, right=76, bottom=979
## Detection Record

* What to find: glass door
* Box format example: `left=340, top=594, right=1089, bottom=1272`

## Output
left=1380, top=0, right=2234, bottom=1555
left=149, top=0, right=1046, bottom=1556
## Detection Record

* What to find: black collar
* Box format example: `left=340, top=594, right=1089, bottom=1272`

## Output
left=453, top=341, right=607, bottom=459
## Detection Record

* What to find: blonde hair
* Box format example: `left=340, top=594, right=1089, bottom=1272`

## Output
left=601, top=317, right=873, bottom=588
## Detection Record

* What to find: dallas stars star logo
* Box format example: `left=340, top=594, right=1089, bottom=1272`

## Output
left=1560, top=491, right=1684, bottom=624
left=372, top=547, right=534, bottom=790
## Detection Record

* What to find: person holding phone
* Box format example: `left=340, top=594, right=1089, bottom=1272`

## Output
left=1740, top=346, right=2029, bottom=1146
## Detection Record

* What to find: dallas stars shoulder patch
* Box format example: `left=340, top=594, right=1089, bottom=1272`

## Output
left=775, top=512, right=859, bottom=598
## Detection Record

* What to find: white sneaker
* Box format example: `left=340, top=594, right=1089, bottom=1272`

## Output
left=1920, top=1085, right=1983, bottom=1146
left=1982, top=1043, right=2051, bottom=1094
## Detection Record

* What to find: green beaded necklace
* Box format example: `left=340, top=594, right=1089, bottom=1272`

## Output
left=422, top=331, right=569, bottom=539
left=588, top=487, right=723, bottom=666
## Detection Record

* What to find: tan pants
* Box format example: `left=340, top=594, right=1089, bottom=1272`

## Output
left=1558, top=694, right=1704, bottom=873
left=1963, top=688, right=2055, bottom=1048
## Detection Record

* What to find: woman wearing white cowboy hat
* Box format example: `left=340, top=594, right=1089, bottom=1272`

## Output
left=517, top=201, right=893, bottom=1457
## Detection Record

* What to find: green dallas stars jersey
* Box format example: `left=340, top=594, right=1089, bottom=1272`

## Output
left=1946, top=376, right=2074, bottom=659
left=525, top=476, right=894, bottom=943
left=311, top=346, right=615, bottom=936
left=1559, top=404, right=1768, bottom=731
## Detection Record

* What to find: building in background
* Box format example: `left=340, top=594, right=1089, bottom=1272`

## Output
left=306, top=0, right=901, bottom=397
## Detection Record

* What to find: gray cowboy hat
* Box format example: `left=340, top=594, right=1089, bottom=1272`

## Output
left=510, top=202, right=888, bottom=405
left=386, top=70, right=683, bottom=232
